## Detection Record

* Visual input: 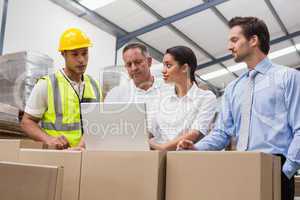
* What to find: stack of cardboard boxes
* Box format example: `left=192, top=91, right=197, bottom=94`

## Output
left=166, top=152, right=281, bottom=200
left=0, top=161, right=63, bottom=200
left=0, top=140, right=63, bottom=200
left=0, top=139, right=281, bottom=200
left=80, top=151, right=165, bottom=200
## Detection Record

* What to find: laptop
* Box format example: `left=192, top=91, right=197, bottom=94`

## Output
left=81, top=102, right=150, bottom=151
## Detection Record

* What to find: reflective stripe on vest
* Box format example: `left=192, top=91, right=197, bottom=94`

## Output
left=82, top=74, right=101, bottom=103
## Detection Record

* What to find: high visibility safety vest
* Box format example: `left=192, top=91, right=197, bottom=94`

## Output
left=40, top=70, right=102, bottom=147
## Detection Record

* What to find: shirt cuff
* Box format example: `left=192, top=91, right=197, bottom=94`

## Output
left=190, top=123, right=209, bottom=136
left=24, top=107, right=44, bottom=119
left=194, top=140, right=210, bottom=151
left=282, top=159, right=299, bottom=179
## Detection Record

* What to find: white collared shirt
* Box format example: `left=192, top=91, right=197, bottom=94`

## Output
left=104, top=77, right=172, bottom=103
left=151, top=83, right=217, bottom=144
left=60, top=69, right=85, bottom=99
left=104, top=77, right=173, bottom=130
left=25, top=70, right=85, bottom=118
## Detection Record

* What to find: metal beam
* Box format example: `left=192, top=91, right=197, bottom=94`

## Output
left=0, top=0, right=8, bottom=55
left=50, top=0, right=164, bottom=62
left=203, top=0, right=229, bottom=26
left=270, top=30, right=300, bottom=45
left=197, top=29, right=300, bottom=70
left=134, top=0, right=238, bottom=79
left=133, top=0, right=221, bottom=91
left=195, top=73, right=222, bottom=96
left=114, top=41, right=118, bottom=65
left=117, top=0, right=229, bottom=49
left=201, top=0, right=239, bottom=77
left=264, top=0, right=300, bottom=57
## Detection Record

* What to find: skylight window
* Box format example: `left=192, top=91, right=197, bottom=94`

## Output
left=79, top=0, right=116, bottom=10
left=200, top=44, right=300, bottom=80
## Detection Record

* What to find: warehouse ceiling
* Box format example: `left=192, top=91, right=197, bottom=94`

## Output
left=52, top=0, right=300, bottom=93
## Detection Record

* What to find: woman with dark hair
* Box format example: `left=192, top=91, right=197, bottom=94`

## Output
left=148, top=46, right=217, bottom=151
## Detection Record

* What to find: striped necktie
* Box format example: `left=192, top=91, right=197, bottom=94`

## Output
left=237, top=70, right=258, bottom=151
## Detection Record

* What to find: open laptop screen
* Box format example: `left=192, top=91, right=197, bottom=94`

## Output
left=81, top=102, right=149, bottom=151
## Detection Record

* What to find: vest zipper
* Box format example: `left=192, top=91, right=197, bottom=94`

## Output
left=60, top=70, right=85, bottom=135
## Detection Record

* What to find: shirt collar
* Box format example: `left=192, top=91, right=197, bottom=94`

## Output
left=170, top=83, right=198, bottom=100
left=150, top=76, right=161, bottom=89
left=186, top=83, right=198, bottom=99
left=252, top=57, right=272, bottom=75
left=131, top=76, right=159, bottom=92
left=60, top=69, right=84, bottom=85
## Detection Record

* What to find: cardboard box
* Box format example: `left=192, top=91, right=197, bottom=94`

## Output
left=20, top=139, right=45, bottom=149
left=0, top=161, right=63, bottom=200
left=166, top=152, right=281, bottom=200
left=295, top=176, right=300, bottom=196
left=0, top=139, right=45, bottom=162
left=19, top=149, right=82, bottom=200
left=80, top=151, right=165, bottom=200
left=0, top=139, right=20, bottom=161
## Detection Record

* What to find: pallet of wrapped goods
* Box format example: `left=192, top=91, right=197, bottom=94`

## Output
left=0, top=51, right=53, bottom=109
left=0, top=103, right=25, bottom=138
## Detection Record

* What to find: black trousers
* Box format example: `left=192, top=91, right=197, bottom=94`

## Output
left=277, top=155, right=295, bottom=200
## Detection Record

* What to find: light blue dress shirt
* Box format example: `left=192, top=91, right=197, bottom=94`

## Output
left=195, top=58, right=300, bottom=178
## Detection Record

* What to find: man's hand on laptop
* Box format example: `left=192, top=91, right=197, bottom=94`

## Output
left=176, top=139, right=197, bottom=151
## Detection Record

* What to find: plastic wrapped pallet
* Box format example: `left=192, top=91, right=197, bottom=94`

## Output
left=0, top=103, right=25, bottom=138
left=0, top=51, right=54, bottom=109
left=0, top=103, right=19, bottom=122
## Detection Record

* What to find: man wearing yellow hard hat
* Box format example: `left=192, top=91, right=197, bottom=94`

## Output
left=21, top=28, right=102, bottom=149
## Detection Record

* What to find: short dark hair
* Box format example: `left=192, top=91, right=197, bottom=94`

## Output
left=228, top=16, right=270, bottom=54
left=165, top=46, right=197, bottom=83
left=122, top=43, right=149, bottom=57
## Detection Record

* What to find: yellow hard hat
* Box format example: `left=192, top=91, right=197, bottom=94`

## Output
left=58, top=28, right=92, bottom=51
